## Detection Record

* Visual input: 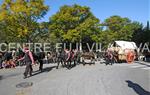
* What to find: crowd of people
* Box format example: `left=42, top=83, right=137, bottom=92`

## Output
left=0, top=47, right=82, bottom=78
left=0, top=50, right=17, bottom=69
left=0, top=46, right=127, bottom=79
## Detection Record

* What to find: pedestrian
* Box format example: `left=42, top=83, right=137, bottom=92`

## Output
left=76, top=50, right=81, bottom=64
left=0, top=51, right=3, bottom=69
left=3, top=51, right=15, bottom=68
left=72, top=49, right=77, bottom=66
left=38, top=48, right=45, bottom=72
left=11, top=50, right=16, bottom=67
left=18, top=47, right=35, bottom=79
left=73, top=49, right=78, bottom=65
left=105, top=50, right=114, bottom=65
left=126, top=50, right=135, bottom=64
left=48, top=52, right=53, bottom=63
left=65, top=49, right=72, bottom=69
left=56, top=50, right=65, bottom=69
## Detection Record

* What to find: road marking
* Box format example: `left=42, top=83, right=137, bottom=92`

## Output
left=141, top=67, right=150, bottom=70
left=115, top=64, right=130, bottom=66
left=114, top=63, right=139, bottom=67
left=129, top=65, right=146, bottom=68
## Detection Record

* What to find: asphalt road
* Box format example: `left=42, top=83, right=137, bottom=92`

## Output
left=0, top=61, right=150, bottom=95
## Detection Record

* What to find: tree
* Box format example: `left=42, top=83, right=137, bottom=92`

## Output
left=104, top=15, right=131, bottom=32
left=144, top=21, right=150, bottom=43
left=33, top=22, right=50, bottom=42
left=48, top=4, right=101, bottom=43
left=104, top=16, right=143, bottom=41
left=140, top=21, right=150, bottom=43
left=98, top=15, right=143, bottom=48
left=0, top=0, right=49, bottom=42
left=118, top=21, right=143, bottom=41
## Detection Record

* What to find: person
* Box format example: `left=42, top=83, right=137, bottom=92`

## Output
left=47, top=52, right=52, bottom=63
left=126, top=50, right=135, bottom=64
left=72, top=49, right=78, bottom=66
left=38, top=48, right=45, bottom=72
left=11, top=50, right=17, bottom=67
left=65, top=49, right=71, bottom=69
left=76, top=50, right=81, bottom=64
left=3, top=51, right=15, bottom=68
left=71, top=49, right=77, bottom=66
left=56, top=50, right=65, bottom=69
left=0, top=51, right=3, bottom=69
left=47, top=52, right=50, bottom=62
left=18, top=47, right=35, bottom=79
left=66, top=49, right=76, bottom=69
left=105, top=50, right=114, bottom=65
left=112, top=50, right=118, bottom=63
left=15, top=48, right=25, bottom=66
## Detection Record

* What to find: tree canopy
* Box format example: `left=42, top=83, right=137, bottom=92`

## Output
left=49, top=4, right=101, bottom=43
left=0, top=2, right=149, bottom=49
left=0, top=0, right=49, bottom=42
left=98, top=15, right=145, bottom=48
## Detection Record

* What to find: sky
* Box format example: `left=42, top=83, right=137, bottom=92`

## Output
left=0, top=0, right=149, bottom=26
left=39, top=0, right=149, bottom=26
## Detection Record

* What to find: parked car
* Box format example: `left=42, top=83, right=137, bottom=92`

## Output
left=81, top=52, right=96, bottom=65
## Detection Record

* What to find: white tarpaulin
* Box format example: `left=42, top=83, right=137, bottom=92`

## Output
left=114, top=41, right=137, bottom=50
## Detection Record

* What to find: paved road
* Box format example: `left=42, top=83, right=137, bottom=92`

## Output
left=0, top=61, right=150, bottom=95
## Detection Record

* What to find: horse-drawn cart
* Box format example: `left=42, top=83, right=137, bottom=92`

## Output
left=108, top=41, right=137, bottom=63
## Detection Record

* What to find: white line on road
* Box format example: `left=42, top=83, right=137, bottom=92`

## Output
left=115, top=64, right=140, bottom=67
left=141, top=67, right=150, bottom=70
left=129, top=65, right=146, bottom=68
left=115, top=64, right=130, bottom=66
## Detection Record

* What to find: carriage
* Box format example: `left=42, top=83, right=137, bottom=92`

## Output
left=107, top=41, right=137, bottom=63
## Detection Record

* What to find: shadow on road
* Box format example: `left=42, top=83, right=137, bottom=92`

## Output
left=68, top=64, right=76, bottom=70
left=0, top=75, right=3, bottom=80
left=31, top=66, right=56, bottom=77
left=126, top=80, right=150, bottom=95
left=0, top=73, right=21, bottom=80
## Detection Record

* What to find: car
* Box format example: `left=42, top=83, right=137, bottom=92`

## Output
left=81, top=52, right=96, bottom=65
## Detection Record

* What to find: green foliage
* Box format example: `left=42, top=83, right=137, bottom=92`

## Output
left=105, top=15, right=131, bottom=32
left=96, top=16, right=144, bottom=48
left=0, top=0, right=49, bottom=42
left=49, top=4, right=101, bottom=43
left=0, top=1, right=149, bottom=50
